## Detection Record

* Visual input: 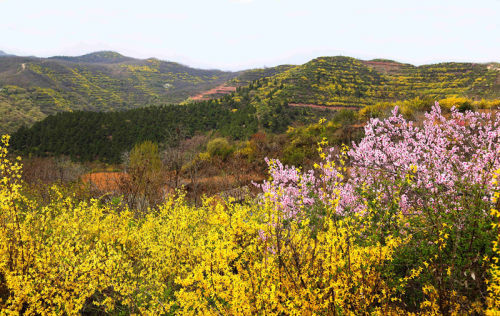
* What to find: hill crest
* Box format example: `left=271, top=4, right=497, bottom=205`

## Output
left=49, top=51, right=134, bottom=64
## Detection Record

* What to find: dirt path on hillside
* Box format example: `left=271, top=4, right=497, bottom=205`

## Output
left=190, top=84, right=236, bottom=101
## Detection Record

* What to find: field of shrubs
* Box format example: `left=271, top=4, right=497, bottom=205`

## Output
left=1, top=103, right=499, bottom=314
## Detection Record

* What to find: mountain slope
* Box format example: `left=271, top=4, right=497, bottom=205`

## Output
left=2, top=53, right=499, bottom=135
left=0, top=52, right=239, bottom=133
left=231, top=56, right=500, bottom=117
left=229, top=64, right=296, bottom=87
left=186, top=64, right=296, bottom=102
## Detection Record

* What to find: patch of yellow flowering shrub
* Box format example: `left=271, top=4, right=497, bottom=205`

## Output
left=173, top=200, right=407, bottom=315
left=0, top=135, right=171, bottom=314
left=0, top=135, right=408, bottom=314
left=1, top=135, right=499, bottom=315
left=486, top=168, right=500, bottom=315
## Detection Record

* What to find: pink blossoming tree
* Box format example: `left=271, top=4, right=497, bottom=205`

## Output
left=258, top=103, right=500, bottom=312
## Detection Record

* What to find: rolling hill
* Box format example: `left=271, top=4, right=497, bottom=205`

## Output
left=228, top=64, right=296, bottom=87
left=10, top=55, right=500, bottom=163
left=229, top=56, right=500, bottom=118
left=0, top=51, right=240, bottom=133
left=1, top=52, right=499, bottom=135
left=186, top=65, right=295, bottom=102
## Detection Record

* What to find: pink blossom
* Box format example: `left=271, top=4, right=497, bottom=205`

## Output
left=258, top=103, right=499, bottom=223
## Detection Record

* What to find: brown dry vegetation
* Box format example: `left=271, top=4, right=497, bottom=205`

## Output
left=80, top=170, right=264, bottom=201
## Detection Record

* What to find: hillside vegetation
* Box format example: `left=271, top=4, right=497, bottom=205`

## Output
left=0, top=52, right=239, bottom=133
left=12, top=94, right=500, bottom=166
left=10, top=95, right=320, bottom=163
left=230, top=56, right=500, bottom=118
left=2, top=53, right=499, bottom=134
left=228, top=64, right=296, bottom=87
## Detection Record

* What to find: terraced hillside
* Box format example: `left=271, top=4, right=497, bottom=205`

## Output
left=232, top=56, right=500, bottom=117
left=0, top=51, right=239, bottom=133
left=229, top=64, right=296, bottom=87
left=2, top=53, right=499, bottom=134
left=185, top=65, right=297, bottom=102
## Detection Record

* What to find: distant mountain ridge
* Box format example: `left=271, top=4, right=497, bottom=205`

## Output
left=49, top=51, right=135, bottom=64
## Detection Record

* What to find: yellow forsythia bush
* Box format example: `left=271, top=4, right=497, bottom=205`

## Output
left=173, top=204, right=405, bottom=315
left=0, top=135, right=410, bottom=314
left=486, top=168, right=500, bottom=315
left=0, top=135, right=171, bottom=314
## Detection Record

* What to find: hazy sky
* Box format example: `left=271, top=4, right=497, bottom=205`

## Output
left=1, top=0, right=499, bottom=70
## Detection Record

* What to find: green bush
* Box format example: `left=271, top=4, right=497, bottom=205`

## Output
left=206, top=137, right=233, bottom=161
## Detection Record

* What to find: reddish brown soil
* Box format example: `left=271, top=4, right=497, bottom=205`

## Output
left=190, top=84, right=237, bottom=101
left=288, top=103, right=359, bottom=111
left=361, top=61, right=404, bottom=73
left=81, top=172, right=129, bottom=192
